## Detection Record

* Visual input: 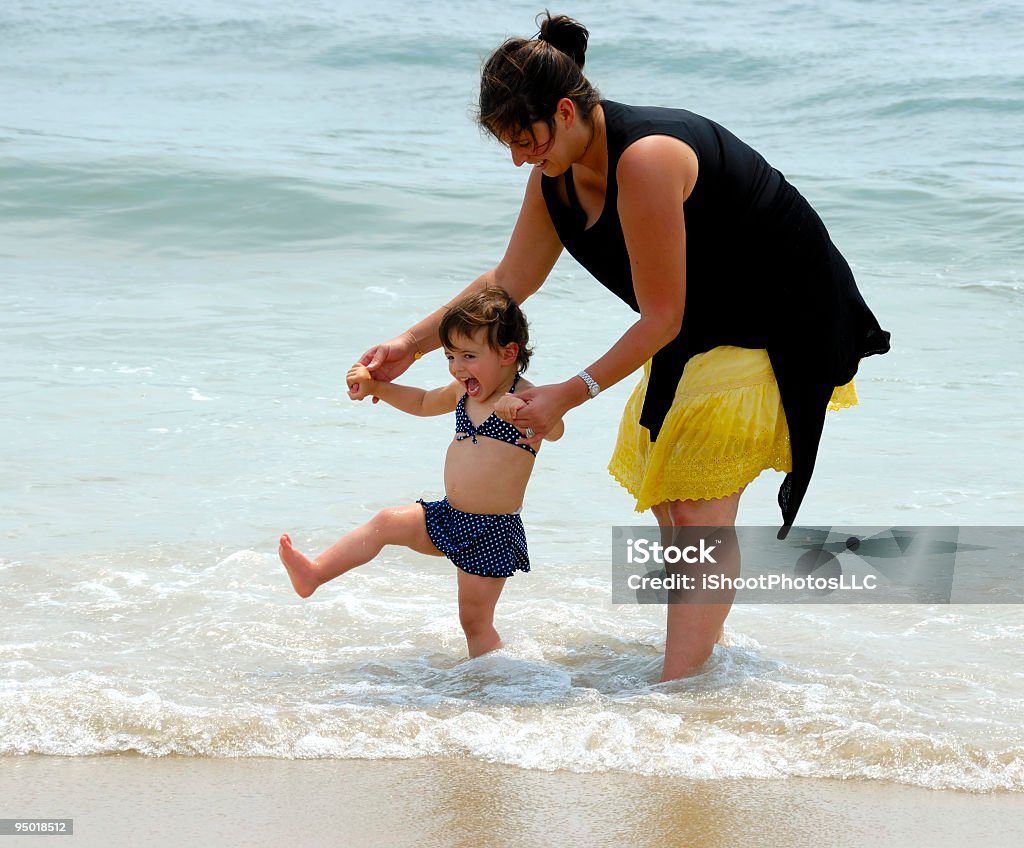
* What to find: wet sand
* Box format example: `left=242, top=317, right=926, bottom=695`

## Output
left=2, top=755, right=1022, bottom=847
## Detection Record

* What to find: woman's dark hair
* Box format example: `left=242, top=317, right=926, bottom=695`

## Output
left=478, top=12, right=600, bottom=144
left=439, top=286, right=533, bottom=373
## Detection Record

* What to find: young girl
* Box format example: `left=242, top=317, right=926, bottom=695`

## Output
left=278, top=286, right=563, bottom=658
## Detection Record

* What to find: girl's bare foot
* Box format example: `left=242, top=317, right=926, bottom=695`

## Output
left=278, top=533, right=320, bottom=598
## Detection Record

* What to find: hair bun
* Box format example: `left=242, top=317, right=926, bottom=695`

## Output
left=536, top=12, right=589, bottom=69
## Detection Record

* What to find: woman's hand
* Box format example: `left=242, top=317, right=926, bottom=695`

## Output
left=346, top=364, right=377, bottom=401
left=510, top=381, right=578, bottom=445
left=357, top=333, right=418, bottom=401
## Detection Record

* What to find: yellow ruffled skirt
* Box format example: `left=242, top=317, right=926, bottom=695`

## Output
left=608, top=346, right=858, bottom=512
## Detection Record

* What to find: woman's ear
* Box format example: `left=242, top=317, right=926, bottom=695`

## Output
left=500, top=342, right=520, bottom=365
left=556, top=97, right=576, bottom=130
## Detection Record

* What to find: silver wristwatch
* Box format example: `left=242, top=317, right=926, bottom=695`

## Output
left=577, top=370, right=601, bottom=399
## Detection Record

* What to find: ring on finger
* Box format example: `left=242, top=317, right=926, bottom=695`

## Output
left=524, top=427, right=536, bottom=438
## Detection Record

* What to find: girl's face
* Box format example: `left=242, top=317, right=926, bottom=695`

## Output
left=444, top=330, right=518, bottom=400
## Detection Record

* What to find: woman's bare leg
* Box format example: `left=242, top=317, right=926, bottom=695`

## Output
left=651, top=488, right=744, bottom=681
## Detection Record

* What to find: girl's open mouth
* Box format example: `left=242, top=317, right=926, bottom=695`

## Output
left=464, top=377, right=481, bottom=397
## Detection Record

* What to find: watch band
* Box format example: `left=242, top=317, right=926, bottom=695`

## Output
left=577, top=370, right=601, bottom=399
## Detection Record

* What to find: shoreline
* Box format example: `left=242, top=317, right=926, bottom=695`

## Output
left=2, top=755, right=1022, bottom=847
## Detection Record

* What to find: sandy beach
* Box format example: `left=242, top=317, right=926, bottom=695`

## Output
left=2, top=755, right=1021, bottom=847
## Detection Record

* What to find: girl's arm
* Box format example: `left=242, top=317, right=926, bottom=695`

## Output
left=347, top=365, right=460, bottom=417
left=543, top=417, right=566, bottom=442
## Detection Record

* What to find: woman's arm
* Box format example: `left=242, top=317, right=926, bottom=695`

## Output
left=514, top=136, right=698, bottom=442
left=360, top=170, right=562, bottom=378
left=577, top=134, right=696, bottom=389
left=495, top=383, right=566, bottom=442
left=493, top=168, right=565, bottom=303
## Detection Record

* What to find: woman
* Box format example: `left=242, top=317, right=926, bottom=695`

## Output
left=360, top=13, right=890, bottom=680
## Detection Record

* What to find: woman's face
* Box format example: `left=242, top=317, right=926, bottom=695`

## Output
left=505, top=120, right=566, bottom=175
left=502, top=98, right=590, bottom=177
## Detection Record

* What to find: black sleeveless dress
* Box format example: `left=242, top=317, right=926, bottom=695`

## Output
left=541, top=100, right=890, bottom=537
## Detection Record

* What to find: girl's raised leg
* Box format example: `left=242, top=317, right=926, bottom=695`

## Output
left=279, top=503, right=441, bottom=598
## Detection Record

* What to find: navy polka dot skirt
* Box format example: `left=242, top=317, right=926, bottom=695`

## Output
left=417, top=497, right=530, bottom=578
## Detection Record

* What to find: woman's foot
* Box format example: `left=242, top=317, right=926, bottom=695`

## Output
left=278, top=533, right=320, bottom=598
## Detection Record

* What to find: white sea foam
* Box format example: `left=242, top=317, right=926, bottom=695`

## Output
left=2, top=547, right=1022, bottom=791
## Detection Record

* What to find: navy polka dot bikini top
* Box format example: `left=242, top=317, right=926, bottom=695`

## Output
left=455, top=372, right=537, bottom=457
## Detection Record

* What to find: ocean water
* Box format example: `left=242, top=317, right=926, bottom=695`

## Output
left=2, top=0, right=1023, bottom=792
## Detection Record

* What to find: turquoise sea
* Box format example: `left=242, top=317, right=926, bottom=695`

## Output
left=2, top=0, right=1022, bottom=791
